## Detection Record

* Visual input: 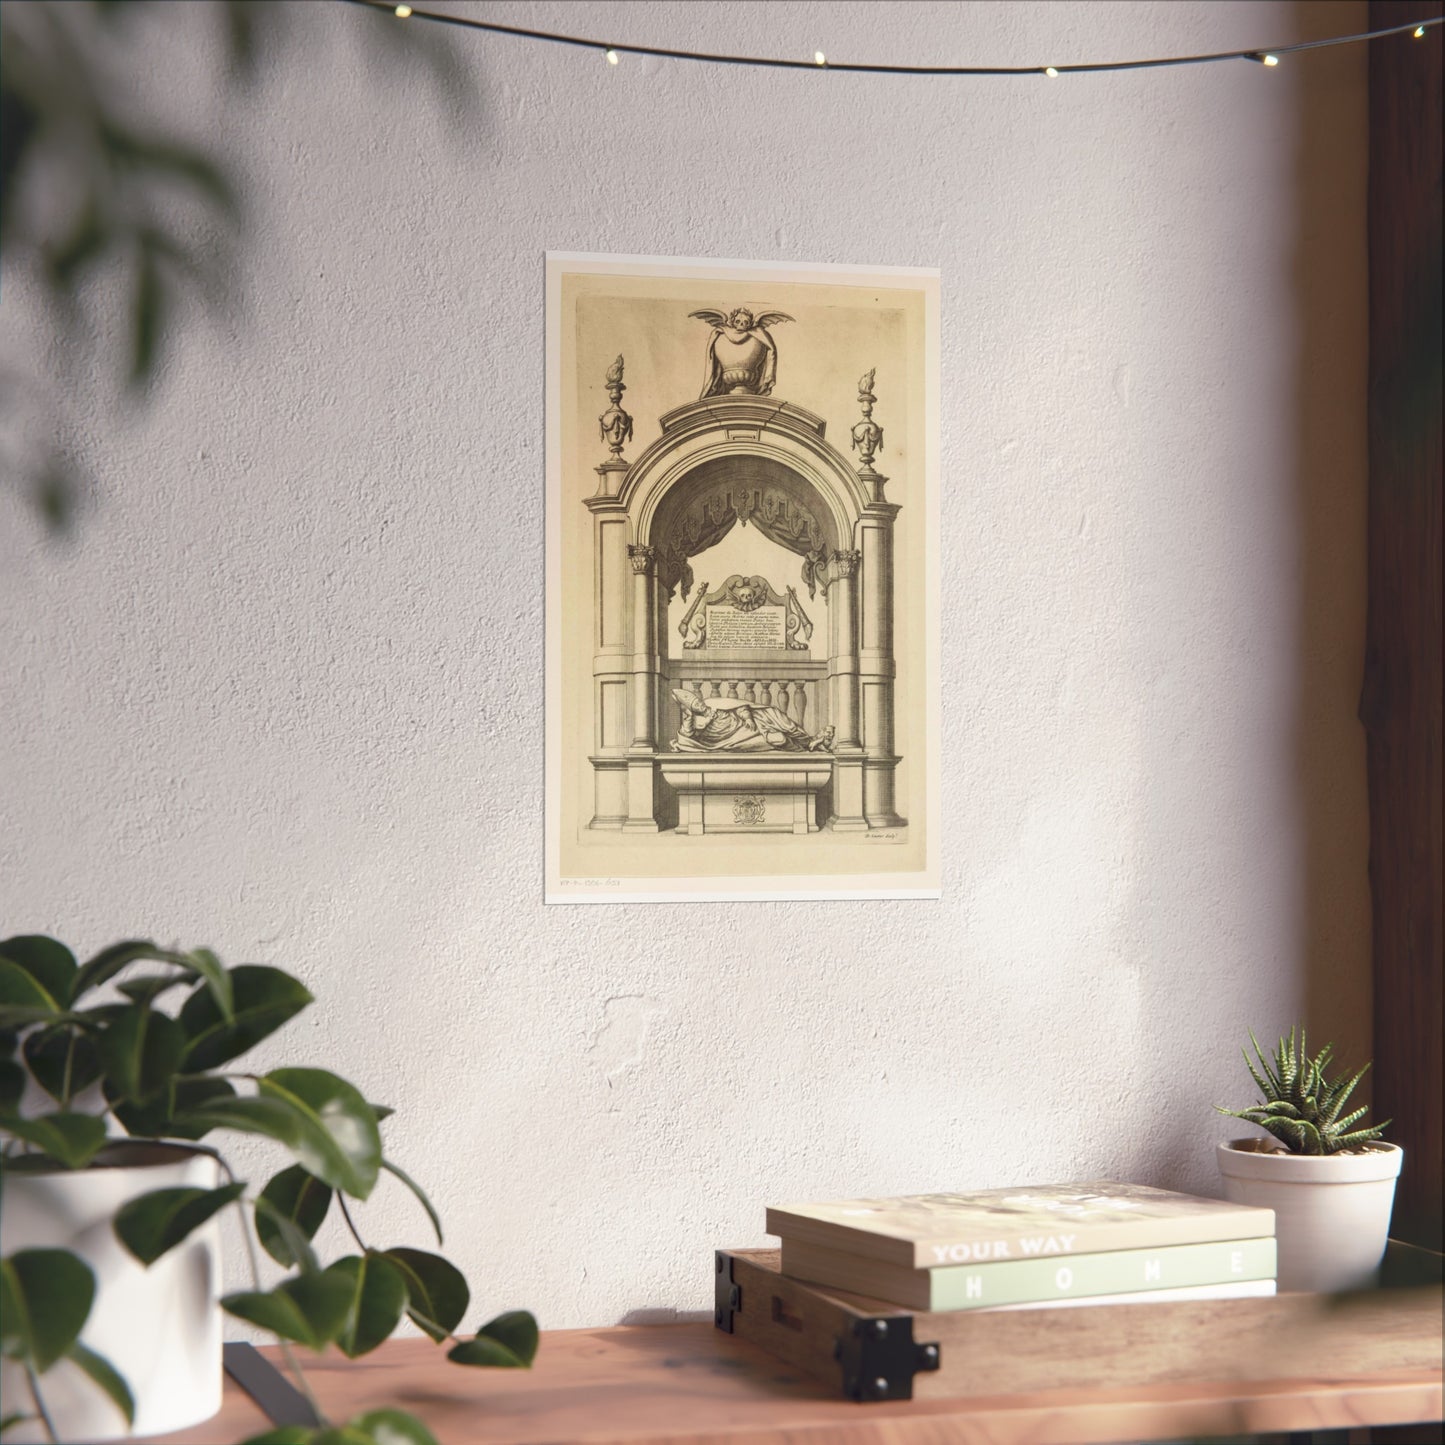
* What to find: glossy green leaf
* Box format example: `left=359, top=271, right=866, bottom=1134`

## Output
left=238, top=1430, right=314, bottom=1445
left=107, top=1074, right=237, bottom=1142
left=73, top=1003, right=130, bottom=1031
left=23, top=1027, right=102, bottom=1103
left=309, top=1430, right=373, bottom=1445
left=0, top=938, right=76, bottom=1008
left=170, top=1095, right=309, bottom=1163
left=447, top=1310, right=538, bottom=1369
left=369, top=1103, right=394, bottom=1122
left=382, top=1248, right=468, bottom=1342
left=0, top=961, right=60, bottom=1028
left=0, top=1059, right=25, bottom=1114
left=115, top=975, right=190, bottom=1007
left=259, top=1069, right=381, bottom=1200
left=0, top=1249, right=95, bottom=1371
left=222, top=1272, right=353, bottom=1351
left=157, top=1076, right=239, bottom=1141
left=177, top=1084, right=376, bottom=1200
left=478, top=1309, right=538, bottom=1365
left=0, top=1007, right=57, bottom=1030
left=0, top=1112, right=108, bottom=1168
left=181, top=948, right=233, bottom=1022
left=104, top=1076, right=171, bottom=1139
left=351, top=1409, right=440, bottom=1445
left=98, top=1006, right=187, bottom=1103
left=252, top=1196, right=320, bottom=1276
left=380, top=1158, right=441, bottom=1246
left=0, top=1262, right=23, bottom=1359
left=71, top=941, right=177, bottom=1000
left=113, top=1182, right=245, bottom=1265
left=180, top=966, right=312, bottom=1071
left=67, top=1341, right=135, bottom=1426
left=326, top=1253, right=407, bottom=1359
left=256, top=1165, right=332, bottom=1268
left=0, top=1029, right=17, bottom=1059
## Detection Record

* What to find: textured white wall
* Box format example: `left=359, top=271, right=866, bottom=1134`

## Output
left=0, top=0, right=1370, bottom=1330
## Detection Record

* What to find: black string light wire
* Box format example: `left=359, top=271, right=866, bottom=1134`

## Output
left=341, top=1, right=1441, bottom=77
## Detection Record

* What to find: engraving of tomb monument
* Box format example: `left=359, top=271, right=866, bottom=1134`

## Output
left=581, top=304, right=907, bottom=839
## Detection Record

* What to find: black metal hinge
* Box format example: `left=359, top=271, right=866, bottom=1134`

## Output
left=833, top=1313, right=941, bottom=1401
left=714, top=1250, right=742, bottom=1332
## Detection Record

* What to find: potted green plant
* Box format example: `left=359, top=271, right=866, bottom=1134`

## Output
left=0, top=934, right=537, bottom=1444
left=1215, top=1025, right=1402, bottom=1293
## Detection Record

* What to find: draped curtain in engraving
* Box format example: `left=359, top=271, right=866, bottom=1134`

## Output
left=657, top=484, right=833, bottom=601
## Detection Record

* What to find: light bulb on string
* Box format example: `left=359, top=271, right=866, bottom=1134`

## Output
left=339, top=3, right=1441, bottom=79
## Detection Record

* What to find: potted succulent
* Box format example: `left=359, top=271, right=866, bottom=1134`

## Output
left=0, top=934, right=537, bottom=1444
left=1215, top=1025, right=1401, bottom=1293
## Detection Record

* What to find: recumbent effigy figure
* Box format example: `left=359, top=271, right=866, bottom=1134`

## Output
left=671, top=689, right=833, bottom=753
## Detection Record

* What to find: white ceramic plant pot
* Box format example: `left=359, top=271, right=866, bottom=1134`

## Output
left=0, top=1141, right=223, bottom=1442
left=1216, top=1138, right=1403, bottom=1293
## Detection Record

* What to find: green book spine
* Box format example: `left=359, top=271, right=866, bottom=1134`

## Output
left=928, top=1236, right=1277, bottom=1309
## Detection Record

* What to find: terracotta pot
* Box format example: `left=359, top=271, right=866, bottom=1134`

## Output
left=0, top=1141, right=224, bottom=1441
left=1216, top=1137, right=1403, bottom=1293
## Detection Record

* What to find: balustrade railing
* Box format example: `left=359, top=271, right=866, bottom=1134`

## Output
left=675, top=677, right=812, bottom=728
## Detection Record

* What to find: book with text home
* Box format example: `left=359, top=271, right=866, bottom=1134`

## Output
left=981, top=1278, right=1276, bottom=1311
left=766, top=1181, right=1275, bottom=1270
left=779, top=1234, right=1278, bottom=1310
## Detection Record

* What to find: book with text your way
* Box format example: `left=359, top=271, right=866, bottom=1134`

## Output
left=766, top=1181, right=1275, bottom=1271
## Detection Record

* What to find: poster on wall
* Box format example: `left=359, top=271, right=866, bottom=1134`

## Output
left=545, top=252, right=940, bottom=903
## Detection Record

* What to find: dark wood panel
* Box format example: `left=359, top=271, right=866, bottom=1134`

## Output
left=1364, top=0, right=1444, bottom=1301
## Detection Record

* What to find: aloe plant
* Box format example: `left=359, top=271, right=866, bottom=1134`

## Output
left=0, top=935, right=536, bottom=1445
left=1216, top=1025, right=1391, bottom=1156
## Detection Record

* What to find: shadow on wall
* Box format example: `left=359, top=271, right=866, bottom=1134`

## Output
left=0, top=0, right=474, bottom=536
left=1128, top=0, right=1373, bottom=1196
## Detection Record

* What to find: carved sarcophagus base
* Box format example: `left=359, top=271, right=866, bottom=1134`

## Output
left=659, top=755, right=832, bottom=835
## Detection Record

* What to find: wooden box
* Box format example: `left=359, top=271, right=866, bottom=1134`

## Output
left=715, top=1243, right=1445, bottom=1404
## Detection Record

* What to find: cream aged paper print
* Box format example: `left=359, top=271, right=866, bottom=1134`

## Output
left=546, top=254, right=939, bottom=902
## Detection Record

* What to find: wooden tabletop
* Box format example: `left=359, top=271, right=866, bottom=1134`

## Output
left=149, top=1321, right=1443, bottom=1445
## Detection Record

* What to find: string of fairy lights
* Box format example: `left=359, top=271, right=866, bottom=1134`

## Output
left=339, top=1, right=1442, bottom=77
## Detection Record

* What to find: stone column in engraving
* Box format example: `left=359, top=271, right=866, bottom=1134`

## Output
left=827, top=546, right=868, bottom=831
left=583, top=356, right=636, bottom=829
left=627, top=544, right=660, bottom=749
left=828, top=548, right=862, bottom=748
left=584, top=490, right=630, bottom=829
left=852, top=371, right=905, bottom=828
left=859, top=503, right=904, bottom=827
left=623, top=542, right=661, bottom=832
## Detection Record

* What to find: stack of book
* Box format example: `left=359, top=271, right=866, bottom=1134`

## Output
left=766, top=1181, right=1277, bottom=1312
